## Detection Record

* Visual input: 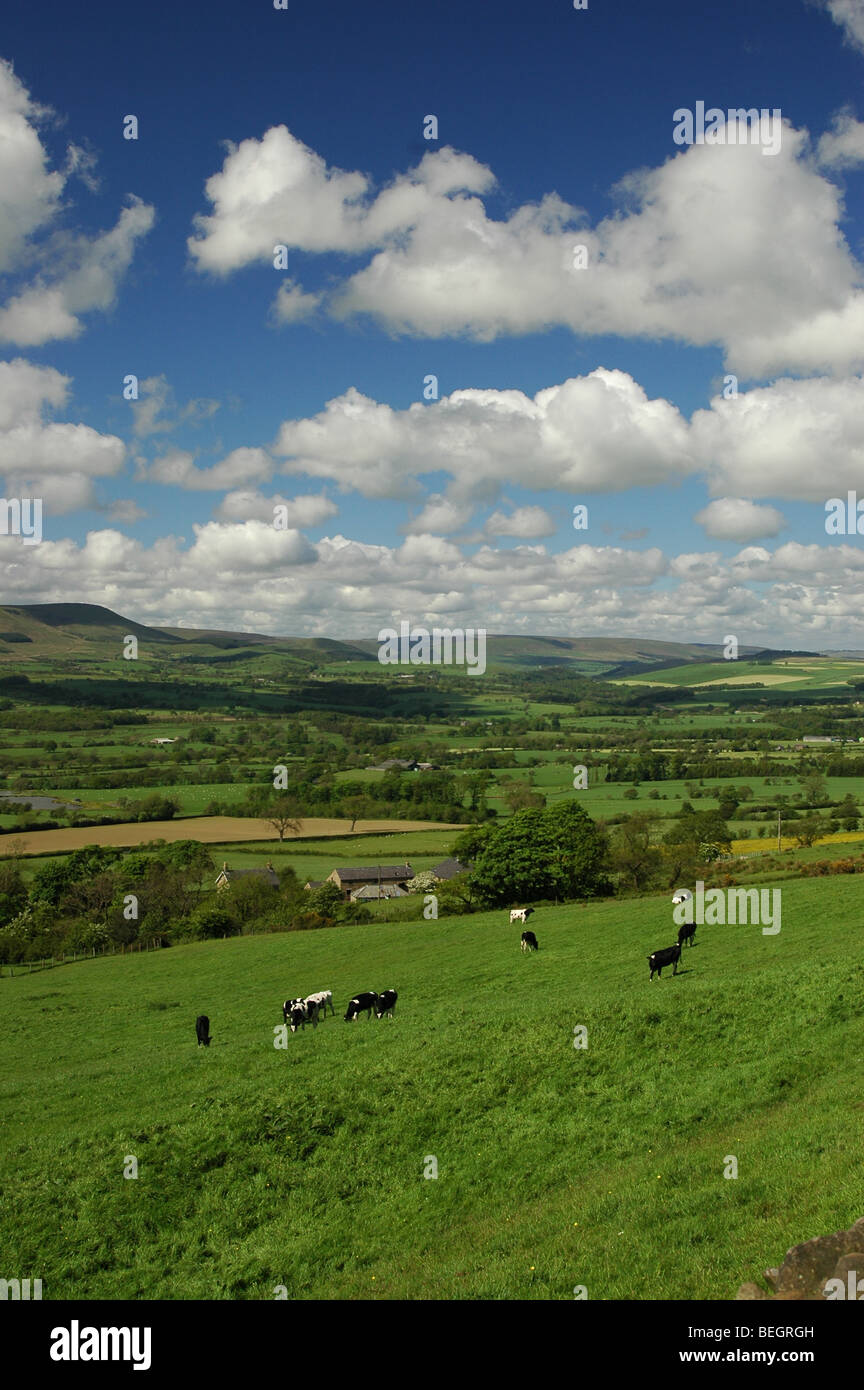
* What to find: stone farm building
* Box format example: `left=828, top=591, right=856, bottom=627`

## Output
left=320, top=863, right=415, bottom=902
left=215, top=862, right=280, bottom=890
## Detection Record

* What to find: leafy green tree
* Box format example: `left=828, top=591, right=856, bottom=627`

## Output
left=189, top=905, right=239, bottom=940
left=610, top=813, right=663, bottom=891
left=307, top=881, right=344, bottom=918
left=220, top=873, right=280, bottom=926
left=0, top=858, right=27, bottom=927
left=832, top=793, right=859, bottom=832
left=451, top=824, right=491, bottom=864
left=801, top=773, right=829, bottom=807
left=137, top=793, right=180, bottom=820
left=437, top=872, right=477, bottom=914
left=469, top=802, right=609, bottom=908
left=794, top=813, right=826, bottom=848
left=500, top=779, right=545, bottom=813
left=663, top=808, right=732, bottom=882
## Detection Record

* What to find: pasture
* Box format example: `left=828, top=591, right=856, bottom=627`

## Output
left=1, top=876, right=862, bottom=1300
left=611, top=658, right=864, bottom=691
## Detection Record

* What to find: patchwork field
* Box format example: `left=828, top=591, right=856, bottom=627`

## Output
left=611, top=658, right=864, bottom=691
left=1, top=817, right=466, bottom=857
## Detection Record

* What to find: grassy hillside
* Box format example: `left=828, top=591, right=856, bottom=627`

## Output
left=0, top=602, right=812, bottom=673
left=0, top=603, right=182, bottom=664
left=2, top=877, right=862, bottom=1300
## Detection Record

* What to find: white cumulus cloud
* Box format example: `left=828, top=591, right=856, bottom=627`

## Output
left=694, top=498, right=787, bottom=541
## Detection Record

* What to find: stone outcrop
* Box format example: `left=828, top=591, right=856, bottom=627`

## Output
left=736, top=1217, right=864, bottom=1299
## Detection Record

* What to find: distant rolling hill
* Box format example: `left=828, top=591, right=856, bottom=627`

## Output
left=0, top=602, right=819, bottom=672
left=0, top=603, right=182, bottom=661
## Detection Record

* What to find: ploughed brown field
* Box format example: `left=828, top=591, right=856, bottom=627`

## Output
left=1, top=817, right=467, bottom=856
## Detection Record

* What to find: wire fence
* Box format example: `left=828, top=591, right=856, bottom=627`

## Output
left=0, top=937, right=166, bottom=977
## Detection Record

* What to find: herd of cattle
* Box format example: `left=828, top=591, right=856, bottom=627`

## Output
left=193, top=990, right=399, bottom=1046
left=283, top=988, right=398, bottom=1031
left=193, top=894, right=694, bottom=1046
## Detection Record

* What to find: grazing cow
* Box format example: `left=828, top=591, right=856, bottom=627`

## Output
left=521, top=930, right=539, bottom=952
left=677, top=921, right=697, bottom=949
left=282, top=997, right=304, bottom=1023
left=375, top=989, right=398, bottom=1019
left=195, top=1015, right=211, bottom=1047
left=289, top=999, right=319, bottom=1033
left=344, top=991, right=378, bottom=1022
left=509, top=907, right=534, bottom=925
left=305, top=989, right=335, bottom=1017
left=648, top=944, right=681, bottom=981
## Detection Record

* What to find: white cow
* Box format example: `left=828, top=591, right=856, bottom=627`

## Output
left=305, top=990, right=335, bottom=1017
left=509, top=907, right=534, bottom=925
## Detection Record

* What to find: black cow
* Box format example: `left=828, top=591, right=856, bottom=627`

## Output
left=195, top=1015, right=211, bottom=1047
left=648, top=944, right=681, bottom=981
left=344, top=991, right=378, bottom=1022
left=677, top=921, right=697, bottom=949
left=521, top=930, right=539, bottom=952
left=375, top=989, right=398, bottom=1019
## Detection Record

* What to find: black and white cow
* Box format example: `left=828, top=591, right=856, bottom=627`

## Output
left=282, top=997, right=304, bottom=1023
left=344, top=991, right=378, bottom=1022
left=520, top=930, right=539, bottom=952
left=648, top=944, right=681, bottom=980
left=289, top=999, right=319, bottom=1033
left=305, top=989, right=335, bottom=1017
left=375, top=989, right=398, bottom=1019
left=677, top=921, right=697, bottom=949
left=195, top=1015, right=211, bottom=1047
left=509, top=907, right=534, bottom=926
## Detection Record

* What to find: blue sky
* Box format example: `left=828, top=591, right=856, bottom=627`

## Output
left=3, top=0, right=864, bottom=645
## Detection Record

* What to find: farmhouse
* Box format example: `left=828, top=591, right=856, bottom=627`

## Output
left=374, top=757, right=419, bottom=771
left=324, top=863, right=415, bottom=902
left=431, top=857, right=470, bottom=880
left=149, top=737, right=176, bottom=745
left=215, top=861, right=279, bottom=890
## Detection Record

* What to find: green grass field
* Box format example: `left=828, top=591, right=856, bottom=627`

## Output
left=612, top=658, right=864, bottom=691
left=2, top=876, right=863, bottom=1300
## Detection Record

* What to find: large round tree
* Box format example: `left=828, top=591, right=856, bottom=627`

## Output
left=469, top=801, right=610, bottom=907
